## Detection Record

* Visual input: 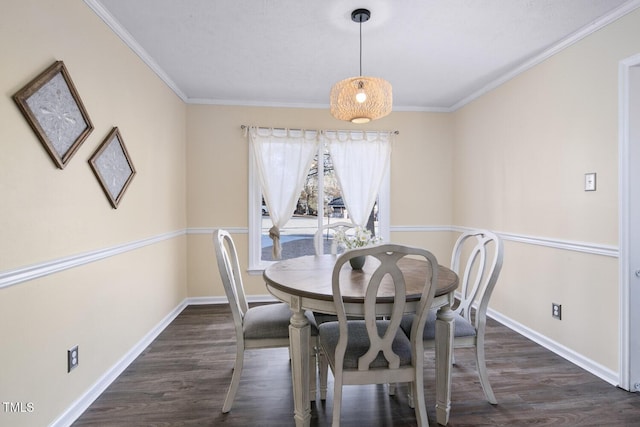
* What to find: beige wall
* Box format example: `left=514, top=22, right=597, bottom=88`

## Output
left=3, top=1, right=640, bottom=425
left=453, top=9, right=640, bottom=371
left=0, top=1, right=187, bottom=426
left=182, top=7, right=640, bottom=378
left=185, top=106, right=455, bottom=297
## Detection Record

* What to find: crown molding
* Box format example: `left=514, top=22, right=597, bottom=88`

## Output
left=85, top=0, right=640, bottom=112
left=83, top=0, right=188, bottom=102
left=449, top=0, right=640, bottom=111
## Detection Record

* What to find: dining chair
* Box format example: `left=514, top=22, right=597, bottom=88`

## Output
left=400, top=229, right=504, bottom=404
left=213, top=229, right=320, bottom=412
left=318, top=244, right=438, bottom=426
left=313, top=221, right=356, bottom=256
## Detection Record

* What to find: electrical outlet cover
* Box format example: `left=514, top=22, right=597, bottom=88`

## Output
left=68, top=345, right=79, bottom=372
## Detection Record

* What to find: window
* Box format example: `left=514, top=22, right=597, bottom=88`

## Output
left=248, top=129, right=391, bottom=271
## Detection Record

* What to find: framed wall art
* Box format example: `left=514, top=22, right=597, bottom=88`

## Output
left=13, top=60, right=94, bottom=169
left=89, top=127, right=136, bottom=209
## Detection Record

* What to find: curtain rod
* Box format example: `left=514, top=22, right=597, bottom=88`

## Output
left=240, top=125, right=399, bottom=135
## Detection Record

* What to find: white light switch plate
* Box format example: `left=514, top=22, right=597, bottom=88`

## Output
left=585, top=173, right=596, bottom=191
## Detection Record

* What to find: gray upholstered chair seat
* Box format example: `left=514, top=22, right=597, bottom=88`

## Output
left=244, top=303, right=318, bottom=339
left=400, top=309, right=476, bottom=341
left=319, top=320, right=412, bottom=369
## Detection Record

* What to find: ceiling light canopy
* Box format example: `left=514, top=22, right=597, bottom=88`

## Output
left=330, top=9, right=392, bottom=124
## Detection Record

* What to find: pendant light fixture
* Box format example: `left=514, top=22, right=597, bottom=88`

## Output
left=330, top=8, right=392, bottom=124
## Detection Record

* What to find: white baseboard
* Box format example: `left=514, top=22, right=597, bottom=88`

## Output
left=487, top=308, right=619, bottom=387
left=50, top=296, right=620, bottom=427
left=49, top=300, right=189, bottom=427
left=50, top=295, right=281, bottom=426
left=186, top=295, right=277, bottom=305
left=186, top=296, right=227, bottom=305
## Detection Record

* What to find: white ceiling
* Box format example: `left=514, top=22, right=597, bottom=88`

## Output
left=88, top=0, right=639, bottom=112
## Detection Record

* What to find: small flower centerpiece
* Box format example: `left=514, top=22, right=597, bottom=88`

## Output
left=334, top=226, right=382, bottom=269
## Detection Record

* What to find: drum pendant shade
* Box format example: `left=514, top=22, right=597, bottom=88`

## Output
left=330, top=9, right=392, bottom=124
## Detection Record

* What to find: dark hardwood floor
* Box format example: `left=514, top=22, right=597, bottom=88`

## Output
left=72, top=304, right=640, bottom=426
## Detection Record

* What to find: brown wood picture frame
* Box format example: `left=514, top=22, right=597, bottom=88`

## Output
left=13, top=60, right=94, bottom=169
left=89, top=127, right=136, bottom=209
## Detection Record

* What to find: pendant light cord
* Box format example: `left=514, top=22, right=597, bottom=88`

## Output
left=359, top=20, right=363, bottom=76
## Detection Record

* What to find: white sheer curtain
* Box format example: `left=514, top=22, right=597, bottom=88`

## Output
left=323, top=131, right=393, bottom=227
left=249, top=127, right=319, bottom=259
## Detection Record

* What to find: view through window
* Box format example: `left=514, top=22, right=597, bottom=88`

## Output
left=259, top=146, right=379, bottom=262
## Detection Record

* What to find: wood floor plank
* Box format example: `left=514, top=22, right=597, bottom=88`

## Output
left=72, top=304, right=640, bottom=426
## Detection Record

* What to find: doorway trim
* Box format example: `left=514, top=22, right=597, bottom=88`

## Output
left=619, top=52, right=640, bottom=392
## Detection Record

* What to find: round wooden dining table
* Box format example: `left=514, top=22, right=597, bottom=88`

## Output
left=264, top=254, right=459, bottom=427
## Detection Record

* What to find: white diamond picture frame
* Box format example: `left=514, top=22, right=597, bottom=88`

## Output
left=13, top=60, right=94, bottom=169
left=89, top=127, right=136, bottom=208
